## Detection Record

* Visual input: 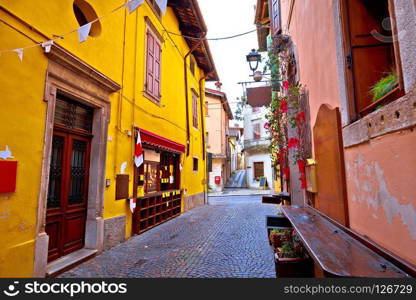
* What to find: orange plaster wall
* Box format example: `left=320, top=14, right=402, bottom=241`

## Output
left=345, top=129, right=416, bottom=265
left=282, top=0, right=342, bottom=126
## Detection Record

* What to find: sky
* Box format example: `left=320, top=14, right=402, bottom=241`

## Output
left=198, top=0, right=259, bottom=124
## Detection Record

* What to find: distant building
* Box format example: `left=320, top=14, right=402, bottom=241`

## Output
left=243, top=106, right=273, bottom=190
left=205, top=88, right=233, bottom=191
left=228, top=125, right=244, bottom=172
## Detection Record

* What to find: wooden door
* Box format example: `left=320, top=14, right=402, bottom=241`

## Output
left=343, top=0, right=394, bottom=116
left=46, top=131, right=91, bottom=262
left=313, top=104, right=349, bottom=226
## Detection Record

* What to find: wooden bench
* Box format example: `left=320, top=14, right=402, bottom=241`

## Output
left=262, top=192, right=290, bottom=205
left=281, top=205, right=410, bottom=278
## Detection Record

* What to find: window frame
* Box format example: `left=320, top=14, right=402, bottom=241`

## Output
left=269, top=0, right=282, bottom=36
left=192, top=91, right=199, bottom=129
left=253, top=123, right=261, bottom=140
left=253, top=161, right=264, bottom=179
left=339, top=0, right=405, bottom=122
left=144, top=20, right=163, bottom=105
left=193, top=157, right=199, bottom=172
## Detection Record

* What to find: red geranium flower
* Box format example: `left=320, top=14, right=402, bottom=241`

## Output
left=287, top=137, right=300, bottom=149
left=299, top=174, right=307, bottom=190
left=297, top=159, right=306, bottom=174
left=283, top=81, right=289, bottom=90
left=296, top=112, right=306, bottom=126
left=283, top=167, right=290, bottom=180
left=280, top=99, right=288, bottom=113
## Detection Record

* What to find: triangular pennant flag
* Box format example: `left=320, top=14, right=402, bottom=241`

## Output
left=78, top=23, right=92, bottom=43
left=130, top=198, right=136, bottom=213
left=155, top=0, right=168, bottom=14
left=134, top=130, right=144, bottom=167
left=126, top=0, right=144, bottom=14
left=41, top=40, right=54, bottom=53
left=13, top=48, right=23, bottom=62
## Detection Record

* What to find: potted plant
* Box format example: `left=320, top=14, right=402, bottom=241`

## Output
left=370, top=71, right=398, bottom=102
left=266, top=212, right=292, bottom=245
left=273, top=230, right=314, bottom=277
left=269, top=228, right=292, bottom=249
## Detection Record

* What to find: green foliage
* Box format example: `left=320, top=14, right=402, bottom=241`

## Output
left=280, top=241, right=298, bottom=258
left=370, top=72, right=398, bottom=102
left=234, top=96, right=247, bottom=121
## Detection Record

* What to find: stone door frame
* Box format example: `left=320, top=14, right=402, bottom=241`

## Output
left=33, top=44, right=120, bottom=277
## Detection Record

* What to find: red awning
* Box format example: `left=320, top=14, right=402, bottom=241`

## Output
left=138, top=128, right=185, bottom=154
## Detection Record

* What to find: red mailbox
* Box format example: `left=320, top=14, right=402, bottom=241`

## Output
left=0, top=161, right=17, bottom=193
left=214, top=176, right=221, bottom=185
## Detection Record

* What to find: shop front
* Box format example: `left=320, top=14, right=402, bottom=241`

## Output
left=132, top=129, right=185, bottom=235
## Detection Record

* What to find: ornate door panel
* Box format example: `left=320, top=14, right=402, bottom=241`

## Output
left=46, top=132, right=90, bottom=262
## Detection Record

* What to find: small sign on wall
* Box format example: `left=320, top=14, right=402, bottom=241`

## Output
left=0, top=161, right=17, bottom=193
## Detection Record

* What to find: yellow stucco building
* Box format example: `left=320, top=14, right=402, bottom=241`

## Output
left=0, top=0, right=217, bottom=277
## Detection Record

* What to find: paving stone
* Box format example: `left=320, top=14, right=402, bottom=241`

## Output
left=60, top=195, right=278, bottom=278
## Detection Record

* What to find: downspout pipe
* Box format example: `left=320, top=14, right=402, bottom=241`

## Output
left=199, top=72, right=212, bottom=205
left=184, top=31, right=207, bottom=157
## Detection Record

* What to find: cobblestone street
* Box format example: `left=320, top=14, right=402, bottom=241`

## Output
left=61, top=195, right=277, bottom=278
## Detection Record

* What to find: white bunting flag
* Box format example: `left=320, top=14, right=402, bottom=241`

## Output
left=78, top=23, right=92, bottom=43
left=155, top=0, right=168, bottom=14
left=126, top=0, right=144, bottom=14
left=130, top=198, right=136, bottom=213
left=41, top=40, right=54, bottom=53
left=14, top=48, right=23, bottom=62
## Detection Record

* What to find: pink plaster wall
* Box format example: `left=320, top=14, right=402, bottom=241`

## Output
left=345, top=129, right=416, bottom=265
left=281, top=0, right=416, bottom=266
left=282, top=0, right=342, bottom=126
left=205, top=94, right=227, bottom=155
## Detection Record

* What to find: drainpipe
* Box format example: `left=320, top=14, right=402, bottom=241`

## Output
left=199, top=71, right=213, bottom=205
left=184, top=32, right=207, bottom=157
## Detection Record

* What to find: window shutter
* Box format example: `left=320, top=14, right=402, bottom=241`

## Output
left=253, top=123, right=261, bottom=139
left=192, top=94, right=198, bottom=128
left=154, top=38, right=161, bottom=98
left=270, top=0, right=281, bottom=36
left=146, top=32, right=155, bottom=95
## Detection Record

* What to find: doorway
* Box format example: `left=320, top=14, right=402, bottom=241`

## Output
left=45, top=96, right=93, bottom=262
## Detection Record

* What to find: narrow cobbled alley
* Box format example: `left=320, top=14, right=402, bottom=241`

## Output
left=61, top=196, right=277, bottom=278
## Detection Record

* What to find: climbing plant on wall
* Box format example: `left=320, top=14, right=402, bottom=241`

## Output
left=264, top=35, right=308, bottom=190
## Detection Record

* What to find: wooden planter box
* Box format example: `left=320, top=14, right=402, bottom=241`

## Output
left=274, top=253, right=314, bottom=278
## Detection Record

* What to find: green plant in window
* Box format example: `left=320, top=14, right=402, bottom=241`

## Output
left=370, top=72, right=398, bottom=102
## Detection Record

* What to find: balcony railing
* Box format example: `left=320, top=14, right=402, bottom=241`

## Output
left=244, top=137, right=270, bottom=151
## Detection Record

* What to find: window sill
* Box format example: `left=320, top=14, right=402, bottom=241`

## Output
left=343, top=89, right=416, bottom=148
left=143, top=91, right=161, bottom=107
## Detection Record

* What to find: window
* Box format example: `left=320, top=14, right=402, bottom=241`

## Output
left=252, top=107, right=260, bottom=113
left=341, top=0, right=404, bottom=119
left=144, top=161, right=159, bottom=193
left=192, top=92, right=198, bottom=128
left=269, top=0, right=281, bottom=36
left=190, top=55, right=196, bottom=76
left=73, top=0, right=101, bottom=37
left=145, top=27, right=162, bottom=102
left=253, top=162, right=264, bottom=179
left=205, top=101, right=209, bottom=116
left=193, top=157, right=199, bottom=172
left=253, top=123, right=261, bottom=139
